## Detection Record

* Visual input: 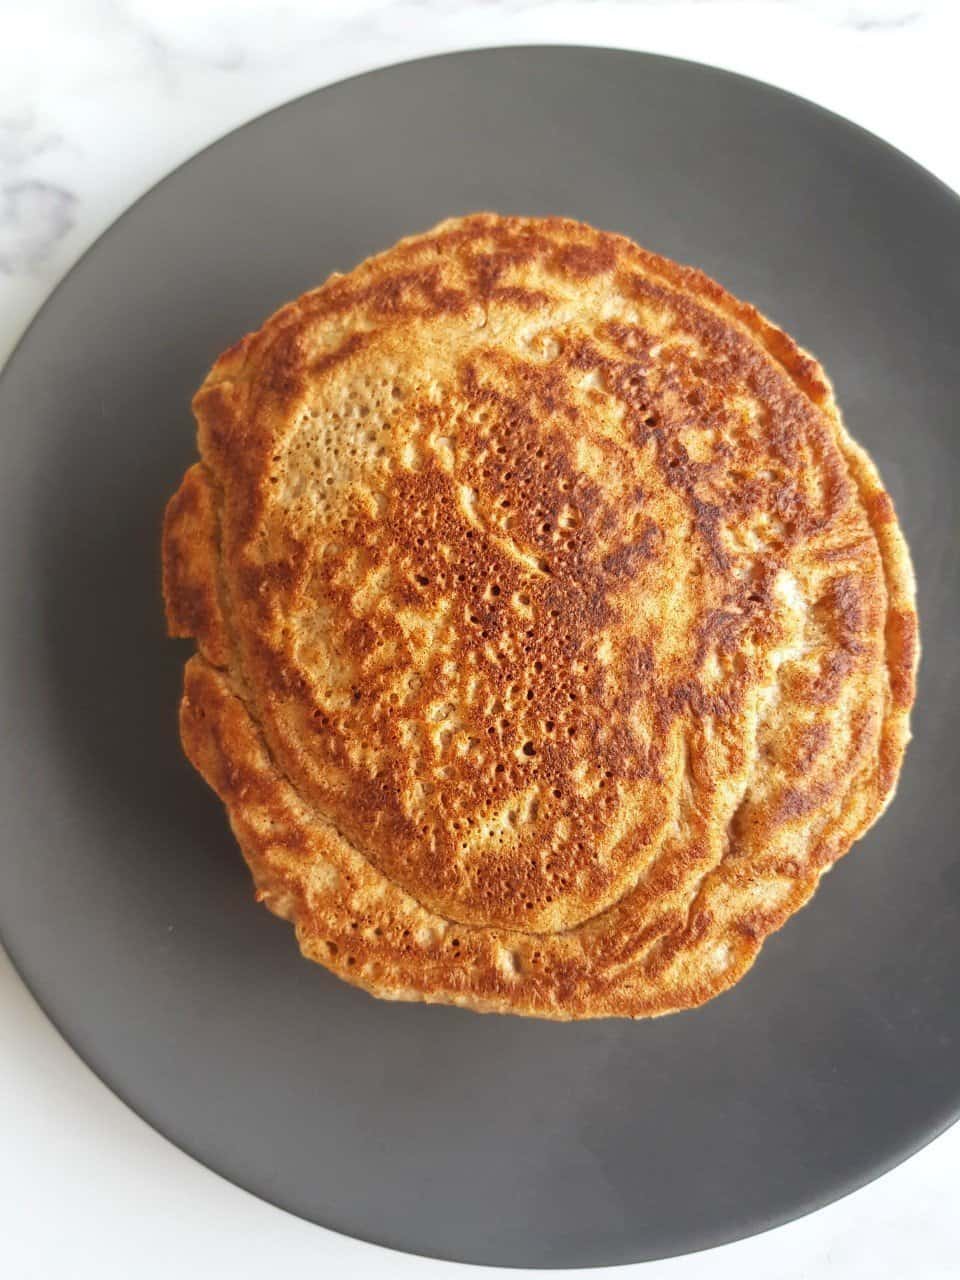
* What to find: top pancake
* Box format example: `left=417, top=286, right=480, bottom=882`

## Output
left=163, top=213, right=918, bottom=1018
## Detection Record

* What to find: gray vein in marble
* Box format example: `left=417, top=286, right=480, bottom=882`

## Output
left=0, top=112, right=63, bottom=169
left=107, top=0, right=248, bottom=82
left=0, top=181, right=78, bottom=275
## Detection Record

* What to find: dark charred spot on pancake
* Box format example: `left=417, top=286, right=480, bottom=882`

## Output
left=259, top=324, right=310, bottom=403
left=886, top=608, right=919, bottom=710
left=600, top=518, right=662, bottom=577
left=770, top=781, right=831, bottom=826
left=312, top=330, right=369, bottom=376
left=687, top=496, right=729, bottom=570
left=551, top=239, right=617, bottom=279
left=867, top=488, right=896, bottom=525
left=489, top=285, right=551, bottom=309
left=564, top=336, right=604, bottom=372
left=318, top=265, right=470, bottom=320
left=469, top=246, right=541, bottom=297
left=814, top=574, right=871, bottom=655
left=602, top=320, right=655, bottom=357
left=792, top=722, right=830, bottom=773
left=788, top=648, right=857, bottom=706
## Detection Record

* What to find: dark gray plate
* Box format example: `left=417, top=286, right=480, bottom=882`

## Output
left=1, top=46, right=958, bottom=1270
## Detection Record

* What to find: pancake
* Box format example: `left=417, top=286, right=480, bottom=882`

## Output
left=163, top=213, right=918, bottom=1019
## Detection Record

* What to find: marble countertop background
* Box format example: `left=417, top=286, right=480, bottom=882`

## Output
left=1, top=2, right=958, bottom=1277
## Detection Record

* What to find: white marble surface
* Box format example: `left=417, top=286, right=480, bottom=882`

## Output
left=1, top=2, right=958, bottom=1276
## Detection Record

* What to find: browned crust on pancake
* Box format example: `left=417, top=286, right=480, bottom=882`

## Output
left=163, top=214, right=918, bottom=1019
left=162, top=462, right=229, bottom=669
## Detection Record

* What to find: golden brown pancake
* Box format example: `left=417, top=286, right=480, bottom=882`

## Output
left=163, top=214, right=918, bottom=1019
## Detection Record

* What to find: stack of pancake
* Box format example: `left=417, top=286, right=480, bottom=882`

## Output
left=163, top=214, right=917, bottom=1019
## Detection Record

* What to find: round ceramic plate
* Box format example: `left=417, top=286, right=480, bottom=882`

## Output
left=1, top=47, right=958, bottom=1270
